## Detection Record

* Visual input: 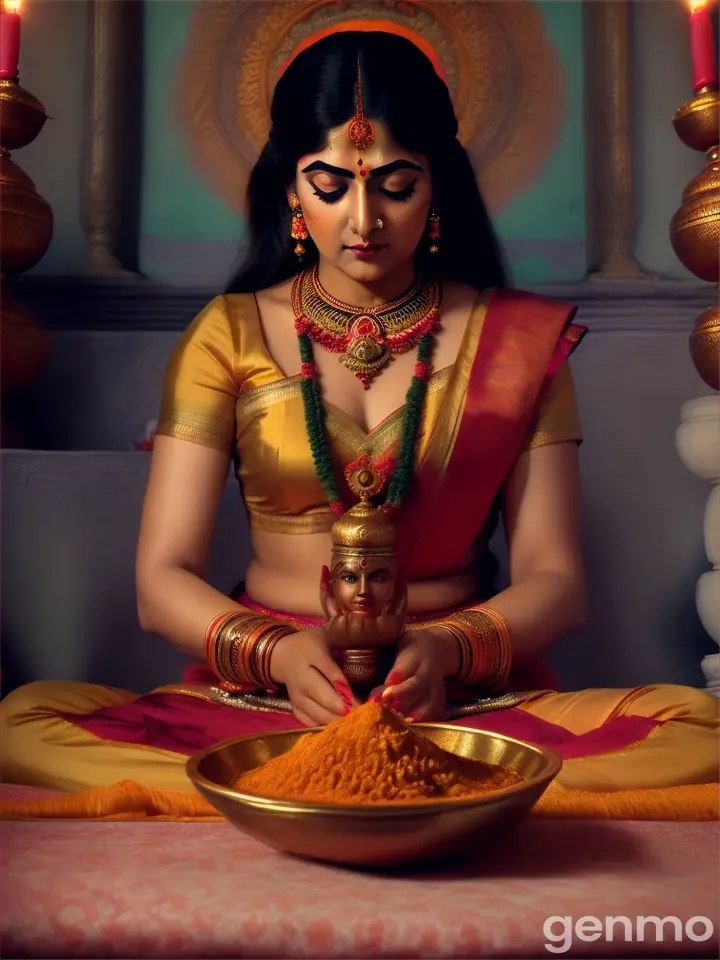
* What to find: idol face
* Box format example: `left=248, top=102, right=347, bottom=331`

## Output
left=331, top=556, right=396, bottom=619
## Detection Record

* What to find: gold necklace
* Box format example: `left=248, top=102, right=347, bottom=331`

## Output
left=292, top=266, right=441, bottom=389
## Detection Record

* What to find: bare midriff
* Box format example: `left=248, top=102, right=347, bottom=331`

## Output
left=244, top=527, right=478, bottom=617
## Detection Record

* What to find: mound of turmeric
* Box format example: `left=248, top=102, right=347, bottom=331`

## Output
left=234, top=700, right=522, bottom=804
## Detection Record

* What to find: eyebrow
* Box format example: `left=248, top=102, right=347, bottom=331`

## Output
left=300, top=159, right=424, bottom=178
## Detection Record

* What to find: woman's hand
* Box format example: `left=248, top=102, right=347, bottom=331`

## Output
left=375, top=626, right=460, bottom=722
left=270, top=628, right=359, bottom=727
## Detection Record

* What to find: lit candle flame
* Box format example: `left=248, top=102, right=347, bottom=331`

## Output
left=2, top=0, right=22, bottom=12
left=688, top=0, right=708, bottom=12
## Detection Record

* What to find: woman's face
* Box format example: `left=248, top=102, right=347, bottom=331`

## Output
left=331, top=556, right=396, bottom=618
left=294, top=120, right=432, bottom=284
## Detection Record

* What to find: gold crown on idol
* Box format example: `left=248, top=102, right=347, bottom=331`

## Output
left=330, top=455, right=396, bottom=556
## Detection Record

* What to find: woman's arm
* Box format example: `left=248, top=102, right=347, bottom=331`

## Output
left=135, top=434, right=248, bottom=659
left=378, top=441, right=586, bottom=716
left=483, top=440, right=586, bottom=665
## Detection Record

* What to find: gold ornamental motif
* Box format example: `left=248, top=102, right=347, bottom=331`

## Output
left=0, top=78, right=54, bottom=443
left=689, top=306, right=720, bottom=391
left=670, top=84, right=719, bottom=394
left=299, top=266, right=430, bottom=337
left=0, top=149, right=53, bottom=274
left=672, top=88, right=720, bottom=154
left=0, top=81, right=54, bottom=274
left=0, top=79, right=48, bottom=150
left=330, top=500, right=396, bottom=553
left=670, top=146, right=720, bottom=283
left=178, top=0, right=565, bottom=216
left=293, top=265, right=440, bottom=387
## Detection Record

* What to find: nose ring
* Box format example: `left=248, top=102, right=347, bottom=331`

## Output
left=375, top=218, right=384, bottom=231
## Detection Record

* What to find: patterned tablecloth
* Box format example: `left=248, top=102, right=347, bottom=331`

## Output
left=1, top=785, right=718, bottom=959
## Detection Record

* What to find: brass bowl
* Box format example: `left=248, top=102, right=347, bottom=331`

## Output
left=186, top=724, right=562, bottom=868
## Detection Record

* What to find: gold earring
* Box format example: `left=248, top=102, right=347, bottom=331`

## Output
left=288, top=192, right=308, bottom=257
left=427, top=213, right=440, bottom=254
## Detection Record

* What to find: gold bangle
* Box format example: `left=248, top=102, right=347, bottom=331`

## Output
left=206, top=612, right=293, bottom=690
left=395, top=607, right=512, bottom=688
left=429, top=620, right=473, bottom=683
left=446, top=607, right=512, bottom=690
left=204, top=610, right=238, bottom=675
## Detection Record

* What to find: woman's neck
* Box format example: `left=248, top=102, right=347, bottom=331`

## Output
left=316, top=259, right=416, bottom=308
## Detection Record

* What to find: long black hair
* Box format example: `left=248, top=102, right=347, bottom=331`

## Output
left=225, top=31, right=509, bottom=294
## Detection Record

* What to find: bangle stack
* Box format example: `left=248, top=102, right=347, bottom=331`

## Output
left=204, top=611, right=294, bottom=694
left=433, top=607, right=512, bottom=690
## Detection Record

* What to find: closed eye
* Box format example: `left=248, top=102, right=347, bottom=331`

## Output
left=380, top=182, right=417, bottom=201
left=312, top=185, right=347, bottom=204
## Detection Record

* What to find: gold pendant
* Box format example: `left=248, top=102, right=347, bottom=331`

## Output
left=340, top=315, right=391, bottom=389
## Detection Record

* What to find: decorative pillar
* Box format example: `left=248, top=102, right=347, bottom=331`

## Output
left=671, top=77, right=720, bottom=694
left=80, top=0, right=139, bottom=275
left=584, top=0, right=645, bottom=279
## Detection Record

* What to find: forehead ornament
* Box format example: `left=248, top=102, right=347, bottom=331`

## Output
left=347, top=60, right=375, bottom=152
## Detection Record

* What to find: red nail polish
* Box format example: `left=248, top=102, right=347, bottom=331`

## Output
left=334, top=681, right=354, bottom=701
left=386, top=671, right=404, bottom=686
left=333, top=681, right=355, bottom=712
left=369, top=694, right=381, bottom=703
left=391, top=698, right=402, bottom=712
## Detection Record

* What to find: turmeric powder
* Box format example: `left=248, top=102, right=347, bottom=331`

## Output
left=234, top=700, right=522, bottom=804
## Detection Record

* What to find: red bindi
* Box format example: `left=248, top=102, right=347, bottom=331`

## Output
left=359, top=169, right=367, bottom=177
left=357, top=158, right=363, bottom=166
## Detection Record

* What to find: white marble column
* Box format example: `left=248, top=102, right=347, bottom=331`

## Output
left=676, top=396, right=720, bottom=695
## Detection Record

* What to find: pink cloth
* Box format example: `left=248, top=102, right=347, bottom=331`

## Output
left=56, top=690, right=661, bottom=759
left=2, top=786, right=717, bottom=959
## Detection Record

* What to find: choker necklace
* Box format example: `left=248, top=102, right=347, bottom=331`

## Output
left=292, top=265, right=441, bottom=389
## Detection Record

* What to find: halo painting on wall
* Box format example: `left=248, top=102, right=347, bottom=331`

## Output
left=178, top=0, right=567, bottom=216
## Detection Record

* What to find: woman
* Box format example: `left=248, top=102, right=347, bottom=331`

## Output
left=1, top=31, right=717, bottom=805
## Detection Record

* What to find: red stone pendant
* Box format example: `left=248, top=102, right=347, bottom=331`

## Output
left=340, top=315, right=391, bottom=389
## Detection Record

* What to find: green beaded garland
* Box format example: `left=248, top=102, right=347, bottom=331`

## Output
left=297, top=330, right=433, bottom=515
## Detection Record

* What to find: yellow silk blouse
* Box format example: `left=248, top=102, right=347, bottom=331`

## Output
left=155, top=293, right=582, bottom=535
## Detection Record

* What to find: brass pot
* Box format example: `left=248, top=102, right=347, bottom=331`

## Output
left=689, top=305, right=720, bottom=391
left=0, top=149, right=53, bottom=274
left=670, top=146, right=720, bottom=282
left=0, top=79, right=48, bottom=151
left=672, top=89, right=720, bottom=153
left=0, top=280, right=51, bottom=395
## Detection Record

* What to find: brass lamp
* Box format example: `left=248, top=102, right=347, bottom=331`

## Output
left=0, top=60, right=53, bottom=442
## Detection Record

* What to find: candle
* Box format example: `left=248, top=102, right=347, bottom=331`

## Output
left=0, top=0, right=21, bottom=80
left=688, top=0, right=718, bottom=91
